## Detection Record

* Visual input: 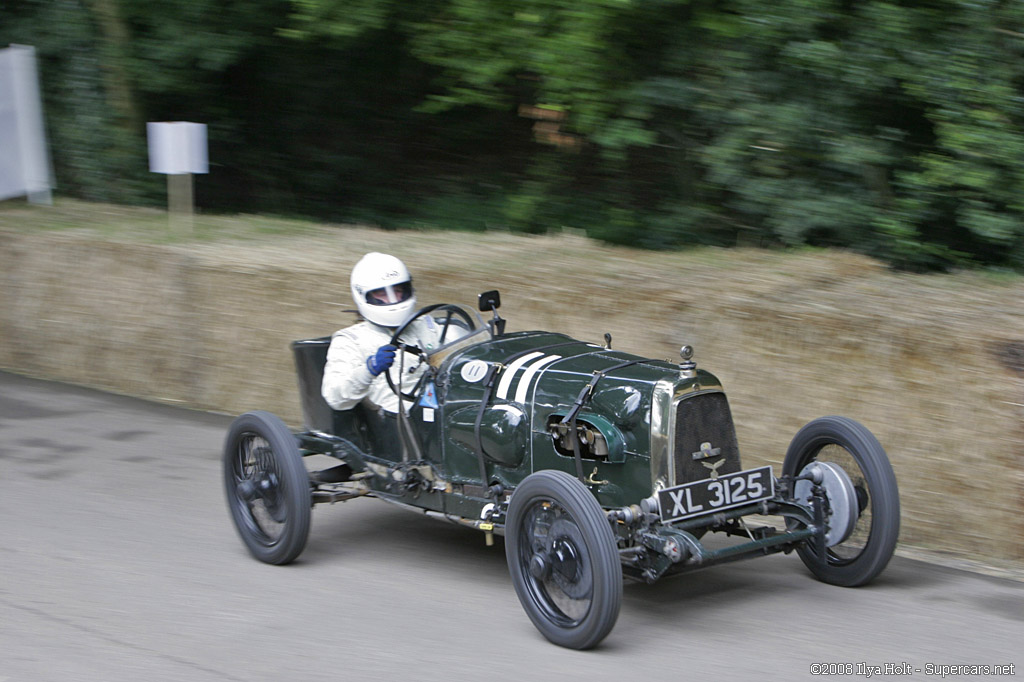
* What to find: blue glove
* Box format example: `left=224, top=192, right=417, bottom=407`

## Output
left=367, top=344, right=397, bottom=377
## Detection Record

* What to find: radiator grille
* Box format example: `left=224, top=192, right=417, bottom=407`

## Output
left=673, top=392, right=741, bottom=485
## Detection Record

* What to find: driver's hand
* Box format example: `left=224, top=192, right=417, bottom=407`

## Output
left=367, top=344, right=397, bottom=377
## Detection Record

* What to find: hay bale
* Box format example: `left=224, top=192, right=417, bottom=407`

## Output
left=1, top=222, right=1022, bottom=568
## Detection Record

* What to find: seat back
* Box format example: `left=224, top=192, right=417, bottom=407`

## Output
left=291, top=337, right=335, bottom=433
left=291, top=336, right=389, bottom=457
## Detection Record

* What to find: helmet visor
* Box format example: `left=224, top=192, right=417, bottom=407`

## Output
left=365, top=281, right=413, bottom=306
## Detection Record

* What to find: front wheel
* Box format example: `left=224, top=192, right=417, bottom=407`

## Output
left=783, top=416, right=900, bottom=587
left=505, top=470, right=622, bottom=650
left=223, top=411, right=311, bottom=565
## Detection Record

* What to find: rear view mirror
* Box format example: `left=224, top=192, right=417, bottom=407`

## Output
left=478, top=290, right=501, bottom=312
left=478, top=290, right=505, bottom=336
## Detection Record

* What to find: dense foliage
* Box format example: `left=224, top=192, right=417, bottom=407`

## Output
left=4, top=0, right=1024, bottom=270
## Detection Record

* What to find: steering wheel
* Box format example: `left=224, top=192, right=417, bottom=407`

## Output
left=385, top=304, right=478, bottom=401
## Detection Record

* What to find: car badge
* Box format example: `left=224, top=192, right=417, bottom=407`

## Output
left=460, top=359, right=489, bottom=383
left=693, top=442, right=725, bottom=479
left=692, top=441, right=722, bottom=460
left=701, top=458, right=726, bottom=479
left=418, top=381, right=439, bottom=409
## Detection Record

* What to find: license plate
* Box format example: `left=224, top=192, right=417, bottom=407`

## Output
left=658, top=466, right=774, bottom=523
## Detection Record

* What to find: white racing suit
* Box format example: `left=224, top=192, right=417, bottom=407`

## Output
left=321, top=317, right=442, bottom=414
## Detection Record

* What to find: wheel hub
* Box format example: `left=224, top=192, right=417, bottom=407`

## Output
left=546, top=519, right=592, bottom=599
left=238, top=470, right=285, bottom=523
left=551, top=539, right=580, bottom=579
left=259, top=472, right=286, bottom=523
left=795, top=461, right=859, bottom=547
left=529, top=553, right=550, bottom=579
left=237, top=479, right=258, bottom=501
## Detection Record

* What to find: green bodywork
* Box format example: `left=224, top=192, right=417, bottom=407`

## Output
left=436, top=330, right=715, bottom=508
left=294, top=315, right=732, bottom=520
left=290, top=304, right=837, bottom=585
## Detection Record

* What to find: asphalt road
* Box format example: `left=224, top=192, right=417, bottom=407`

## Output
left=1, top=371, right=1021, bottom=682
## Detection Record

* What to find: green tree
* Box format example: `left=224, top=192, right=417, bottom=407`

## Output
left=7, top=0, right=1024, bottom=270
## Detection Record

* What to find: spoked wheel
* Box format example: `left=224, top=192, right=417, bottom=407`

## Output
left=783, top=416, right=900, bottom=586
left=223, top=411, right=311, bottom=565
left=505, top=470, right=622, bottom=650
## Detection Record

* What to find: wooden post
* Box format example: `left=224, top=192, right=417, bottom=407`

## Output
left=167, top=173, right=194, bottom=233
left=148, top=121, right=207, bottom=234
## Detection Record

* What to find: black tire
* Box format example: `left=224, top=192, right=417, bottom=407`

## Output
left=783, top=416, right=900, bottom=587
left=505, top=470, right=622, bottom=650
left=223, top=411, right=311, bottom=565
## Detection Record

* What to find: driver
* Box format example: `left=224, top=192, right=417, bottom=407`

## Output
left=322, top=252, right=442, bottom=414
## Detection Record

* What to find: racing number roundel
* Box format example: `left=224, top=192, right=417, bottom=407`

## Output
left=460, top=360, right=489, bottom=383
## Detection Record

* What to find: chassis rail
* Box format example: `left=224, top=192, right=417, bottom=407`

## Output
left=620, top=496, right=827, bottom=583
left=299, top=430, right=831, bottom=586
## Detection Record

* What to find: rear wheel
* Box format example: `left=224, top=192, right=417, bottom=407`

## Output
left=783, top=416, right=899, bottom=586
left=505, top=470, right=622, bottom=649
left=223, top=411, right=311, bottom=565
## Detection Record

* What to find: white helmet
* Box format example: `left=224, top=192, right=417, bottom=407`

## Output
left=350, top=252, right=417, bottom=327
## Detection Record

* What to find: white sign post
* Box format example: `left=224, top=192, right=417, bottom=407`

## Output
left=147, top=121, right=208, bottom=230
left=0, top=44, right=54, bottom=204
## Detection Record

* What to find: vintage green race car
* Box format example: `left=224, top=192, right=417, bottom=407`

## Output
left=222, top=291, right=900, bottom=649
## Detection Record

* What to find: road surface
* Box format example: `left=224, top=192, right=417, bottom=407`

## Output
left=1, top=371, right=1020, bottom=681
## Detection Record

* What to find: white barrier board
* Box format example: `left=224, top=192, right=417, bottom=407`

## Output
left=147, top=121, right=208, bottom=175
left=0, top=44, right=53, bottom=202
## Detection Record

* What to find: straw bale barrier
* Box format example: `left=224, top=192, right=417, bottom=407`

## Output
left=2, top=226, right=1022, bottom=571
